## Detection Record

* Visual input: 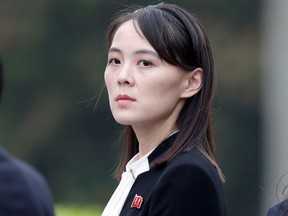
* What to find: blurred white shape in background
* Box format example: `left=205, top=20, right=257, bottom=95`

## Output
left=261, top=0, right=288, bottom=214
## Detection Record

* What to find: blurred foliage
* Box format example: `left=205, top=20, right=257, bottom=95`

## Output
left=56, top=204, right=102, bottom=216
left=0, top=0, right=261, bottom=215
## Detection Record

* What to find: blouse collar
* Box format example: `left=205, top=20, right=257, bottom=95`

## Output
left=125, top=148, right=153, bottom=180
left=125, top=131, right=179, bottom=179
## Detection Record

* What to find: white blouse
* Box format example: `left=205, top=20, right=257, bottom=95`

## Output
left=101, top=149, right=153, bottom=216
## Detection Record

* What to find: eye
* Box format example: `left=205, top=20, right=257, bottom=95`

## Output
left=108, top=58, right=121, bottom=65
left=138, top=60, right=152, bottom=67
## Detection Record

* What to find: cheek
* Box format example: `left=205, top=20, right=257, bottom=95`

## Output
left=143, top=76, right=184, bottom=96
left=104, top=71, right=114, bottom=92
left=104, top=70, right=109, bottom=85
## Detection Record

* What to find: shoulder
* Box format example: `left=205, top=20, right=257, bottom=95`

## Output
left=164, top=149, right=221, bottom=186
left=267, top=199, right=288, bottom=216
left=158, top=151, right=220, bottom=196
left=146, top=149, right=226, bottom=215
left=0, top=147, right=54, bottom=216
left=0, top=147, right=46, bottom=185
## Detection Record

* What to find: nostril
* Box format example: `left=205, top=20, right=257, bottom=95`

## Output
left=118, top=79, right=130, bottom=85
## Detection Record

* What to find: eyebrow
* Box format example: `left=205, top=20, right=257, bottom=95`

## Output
left=109, top=47, right=159, bottom=58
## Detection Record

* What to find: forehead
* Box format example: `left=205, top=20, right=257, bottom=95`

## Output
left=111, top=20, right=149, bottom=47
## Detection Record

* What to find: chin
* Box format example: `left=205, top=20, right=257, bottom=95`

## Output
left=113, top=117, right=133, bottom=126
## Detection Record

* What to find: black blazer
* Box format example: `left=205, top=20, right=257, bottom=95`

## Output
left=119, top=134, right=227, bottom=216
left=0, top=147, right=54, bottom=216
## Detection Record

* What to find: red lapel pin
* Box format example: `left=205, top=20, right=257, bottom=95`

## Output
left=131, top=194, right=143, bottom=209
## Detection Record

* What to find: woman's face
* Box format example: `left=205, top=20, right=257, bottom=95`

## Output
left=104, top=20, right=190, bottom=128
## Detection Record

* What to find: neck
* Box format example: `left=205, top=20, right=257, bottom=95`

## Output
left=131, top=98, right=185, bottom=158
left=132, top=123, right=179, bottom=158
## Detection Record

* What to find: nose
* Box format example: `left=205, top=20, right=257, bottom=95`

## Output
left=117, top=63, right=134, bottom=86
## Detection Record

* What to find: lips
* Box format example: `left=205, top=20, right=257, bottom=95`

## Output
left=115, top=94, right=136, bottom=102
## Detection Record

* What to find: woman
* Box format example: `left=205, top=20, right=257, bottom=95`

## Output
left=102, top=3, right=227, bottom=216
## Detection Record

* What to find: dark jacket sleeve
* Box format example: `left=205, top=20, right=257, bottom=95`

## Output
left=0, top=148, right=55, bottom=216
left=147, top=163, right=223, bottom=216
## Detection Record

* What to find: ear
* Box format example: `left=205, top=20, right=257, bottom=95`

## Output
left=181, top=67, right=203, bottom=98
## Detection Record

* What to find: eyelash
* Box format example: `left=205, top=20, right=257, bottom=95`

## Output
left=138, top=60, right=152, bottom=67
left=107, top=58, right=153, bottom=67
left=108, top=58, right=120, bottom=65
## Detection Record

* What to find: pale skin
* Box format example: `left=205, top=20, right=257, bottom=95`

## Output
left=104, top=20, right=203, bottom=158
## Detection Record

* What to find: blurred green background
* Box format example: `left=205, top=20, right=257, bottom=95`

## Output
left=0, top=0, right=261, bottom=215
